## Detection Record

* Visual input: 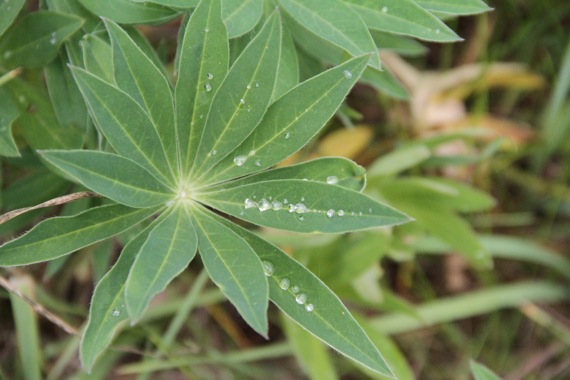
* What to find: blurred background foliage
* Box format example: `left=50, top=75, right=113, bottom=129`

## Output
left=1, top=0, right=569, bottom=379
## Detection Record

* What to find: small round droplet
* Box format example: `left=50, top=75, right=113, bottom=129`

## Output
left=283, top=199, right=288, bottom=204
left=435, top=28, right=441, bottom=34
left=327, top=209, right=335, bottom=218
left=240, top=98, right=245, bottom=105
left=337, top=210, right=345, bottom=217
left=343, top=69, right=353, bottom=79
left=207, top=73, right=214, bottom=79
left=255, top=160, right=261, bottom=167
left=255, top=82, right=260, bottom=88
left=295, top=293, right=307, bottom=304
left=382, top=6, right=388, bottom=12
left=326, top=176, right=339, bottom=185
left=244, top=198, right=258, bottom=209
left=291, top=285, right=300, bottom=294
left=247, top=84, right=252, bottom=89
left=305, top=303, right=315, bottom=312
left=295, top=203, right=307, bottom=214
left=285, top=132, right=291, bottom=139
left=204, top=82, right=212, bottom=92
left=279, top=278, right=290, bottom=290
left=211, top=149, right=217, bottom=155
left=248, top=150, right=256, bottom=156
left=258, top=198, right=272, bottom=211
left=262, top=261, right=275, bottom=276
left=112, top=309, right=120, bottom=317
left=50, top=32, right=57, bottom=45
left=234, top=155, right=247, bottom=166
left=204, top=27, right=210, bottom=32
left=298, top=216, right=304, bottom=221
left=272, top=201, right=283, bottom=210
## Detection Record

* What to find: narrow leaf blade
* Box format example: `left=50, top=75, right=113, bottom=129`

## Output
left=78, top=0, right=178, bottom=24
left=227, top=221, right=394, bottom=377
left=193, top=208, right=268, bottom=336
left=205, top=56, right=368, bottom=184
left=0, top=87, right=20, bottom=157
left=176, top=0, right=229, bottom=173
left=125, top=207, right=197, bottom=322
left=198, top=179, right=410, bottom=233
left=105, top=20, right=178, bottom=174
left=222, top=0, right=263, bottom=38
left=415, top=0, right=492, bottom=16
left=40, top=150, right=173, bottom=208
left=70, top=67, right=173, bottom=185
left=191, top=12, right=282, bottom=180
left=278, top=0, right=380, bottom=68
left=0, top=204, right=157, bottom=266
left=0, top=0, right=26, bottom=38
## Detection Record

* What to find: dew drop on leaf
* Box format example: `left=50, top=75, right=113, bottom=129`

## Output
left=299, top=216, right=304, bottom=221
left=204, top=82, right=212, bottom=92
left=272, top=201, right=283, bottom=210
left=50, top=32, right=56, bottom=45
left=327, top=209, right=335, bottom=218
left=291, top=285, right=300, bottom=294
left=262, top=261, right=275, bottom=276
left=343, top=69, right=353, bottom=79
left=436, top=28, right=441, bottom=34
left=111, top=309, right=120, bottom=317
left=255, top=160, right=261, bottom=167
left=382, top=6, right=388, bottom=12
left=285, top=132, right=291, bottom=139
left=240, top=98, right=245, bottom=105
left=295, top=293, right=307, bottom=304
left=279, top=278, right=290, bottom=290
left=244, top=198, right=258, bottom=209
left=305, top=303, right=315, bottom=312
left=255, top=82, right=260, bottom=88
left=258, top=198, right=272, bottom=211
left=234, top=155, right=247, bottom=166
left=207, top=73, right=214, bottom=79
left=338, top=210, right=345, bottom=217
left=326, top=176, right=339, bottom=185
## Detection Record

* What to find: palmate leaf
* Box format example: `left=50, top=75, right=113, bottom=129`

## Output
left=125, top=207, right=197, bottom=322
left=0, top=205, right=158, bottom=267
left=192, top=208, right=269, bottom=336
left=190, top=11, right=282, bottom=180
left=222, top=219, right=394, bottom=377
left=40, top=150, right=173, bottom=208
left=197, top=179, right=410, bottom=233
left=202, top=55, right=369, bottom=185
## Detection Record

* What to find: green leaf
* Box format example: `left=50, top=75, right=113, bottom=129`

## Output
left=192, top=208, right=268, bottom=336
left=176, top=0, right=229, bottom=174
left=0, top=204, right=157, bottom=267
left=278, top=0, right=380, bottom=68
left=105, top=20, right=177, bottom=173
left=70, top=67, right=174, bottom=185
left=222, top=0, right=263, bottom=38
left=131, top=0, right=199, bottom=8
left=80, top=34, right=114, bottom=83
left=272, top=28, right=299, bottom=102
left=0, top=87, right=20, bottom=157
left=40, top=150, right=173, bottom=208
left=198, top=179, right=410, bottom=233
left=215, top=157, right=367, bottom=192
left=361, top=66, right=409, bottom=100
left=125, top=207, right=197, bottom=322
left=44, top=54, right=88, bottom=130
left=227, top=221, right=394, bottom=377
left=371, top=31, right=428, bottom=56
left=367, top=145, right=431, bottom=177
left=80, top=217, right=162, bottom=372
left=191, top=12, right=281, bottom=180
left=470, top=360, right=502, bottom=380
left=78, top=0, right=178, bottom=24
left=0, top=0, right=26, bottom=38
left=415, top=0, right=492, bottom=15
left=344, top=0, right=461, bottom=42
left=7, top=79, right=84, bottom=150
left=0, top=11, right=83, bottom=69
left=204, top=56, right=368, bottom=184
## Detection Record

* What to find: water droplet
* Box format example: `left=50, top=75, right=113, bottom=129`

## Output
left=327, top=209, right=335, bottom=218
left=272, top=201, right=283, bottom=210
left=291, top=285, right=300, bottom=294
left=255, top=160, right=261, bottom=167
left=305, top=303, right=315, bottom=312
left=368, top=208, right=372, bottom=213
left=244, top=198, right=258, bottom=209
left=50, top=32, right=57, bottom=45
left=199, top=114, right=204, bottom=119
left=248, top=150, right=256, bottom=156
left=435, top=28, right=441, bottom=34
left=18, top=95, right=26, bottom=104
left=326, top=176, right=339, bottom=185
left=285, top=132, right=291, bottom=139
left=258, top=198, right=272, bottom=211
left=207, top=73, right=214, bottom=79
left=204, top=27, right=209, bottom=32
left=112, top=309, right=120, bottom=317
left=262, top=261, right=274, bottom=276
left=234, top=155, right=247, bottom=166
left=343, top=69, right=353, bottom=79
left=240, top=98, right=245, bottom=105
left=382, top=6, right=388, bottom=12
left=295, top=203, right=307, bottom=214
left=283, top=199, right=288, bottom=204
left=338, top=210, right=345, bottom=216
left=359, top=211, right=363, bottom=216
left=295, top=293, right=307, bottom=304
left=211, top=149, right=217, bottom=155
left=279, top=278, right=290, bottom=290
left=298, top=216, right=304, bottom=221
left=247, top=84, right=251, bottom=89
left=204, top=82, right=212, bottom=92
left=301, top=197, right=305, bottom=201
left=255, top=82, right=260, bottom=88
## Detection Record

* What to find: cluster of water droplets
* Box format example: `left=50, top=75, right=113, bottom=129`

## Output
left=233, top=149, right=257, bottom=167
left=262, top=261, right=315, bottom=313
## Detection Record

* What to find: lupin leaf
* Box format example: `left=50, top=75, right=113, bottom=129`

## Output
left=125, top=207, right=197, bottom=322
left=105, top=20, right=178, bottom=173
left=176, top=0, right=229, bottom=174
left=223, top=220, right=395, bottom=377
left=0, top=0, right=26, bottom=38
left=415, top=0, right=492, bottom=16
left=39, top=150, right=173, bottom=208
left=197, top=179, right=411, bottom=233
left=222, top=0, right=264, bottom=38
left=191, top=11, right=281, bottom=180
left=0, top=205, right=158, bottom=267
left=78, top=0, right=178, bottom=24
left=192, top=208, right=269, bottom=336
left=203, top=56, right=368, bottom=185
